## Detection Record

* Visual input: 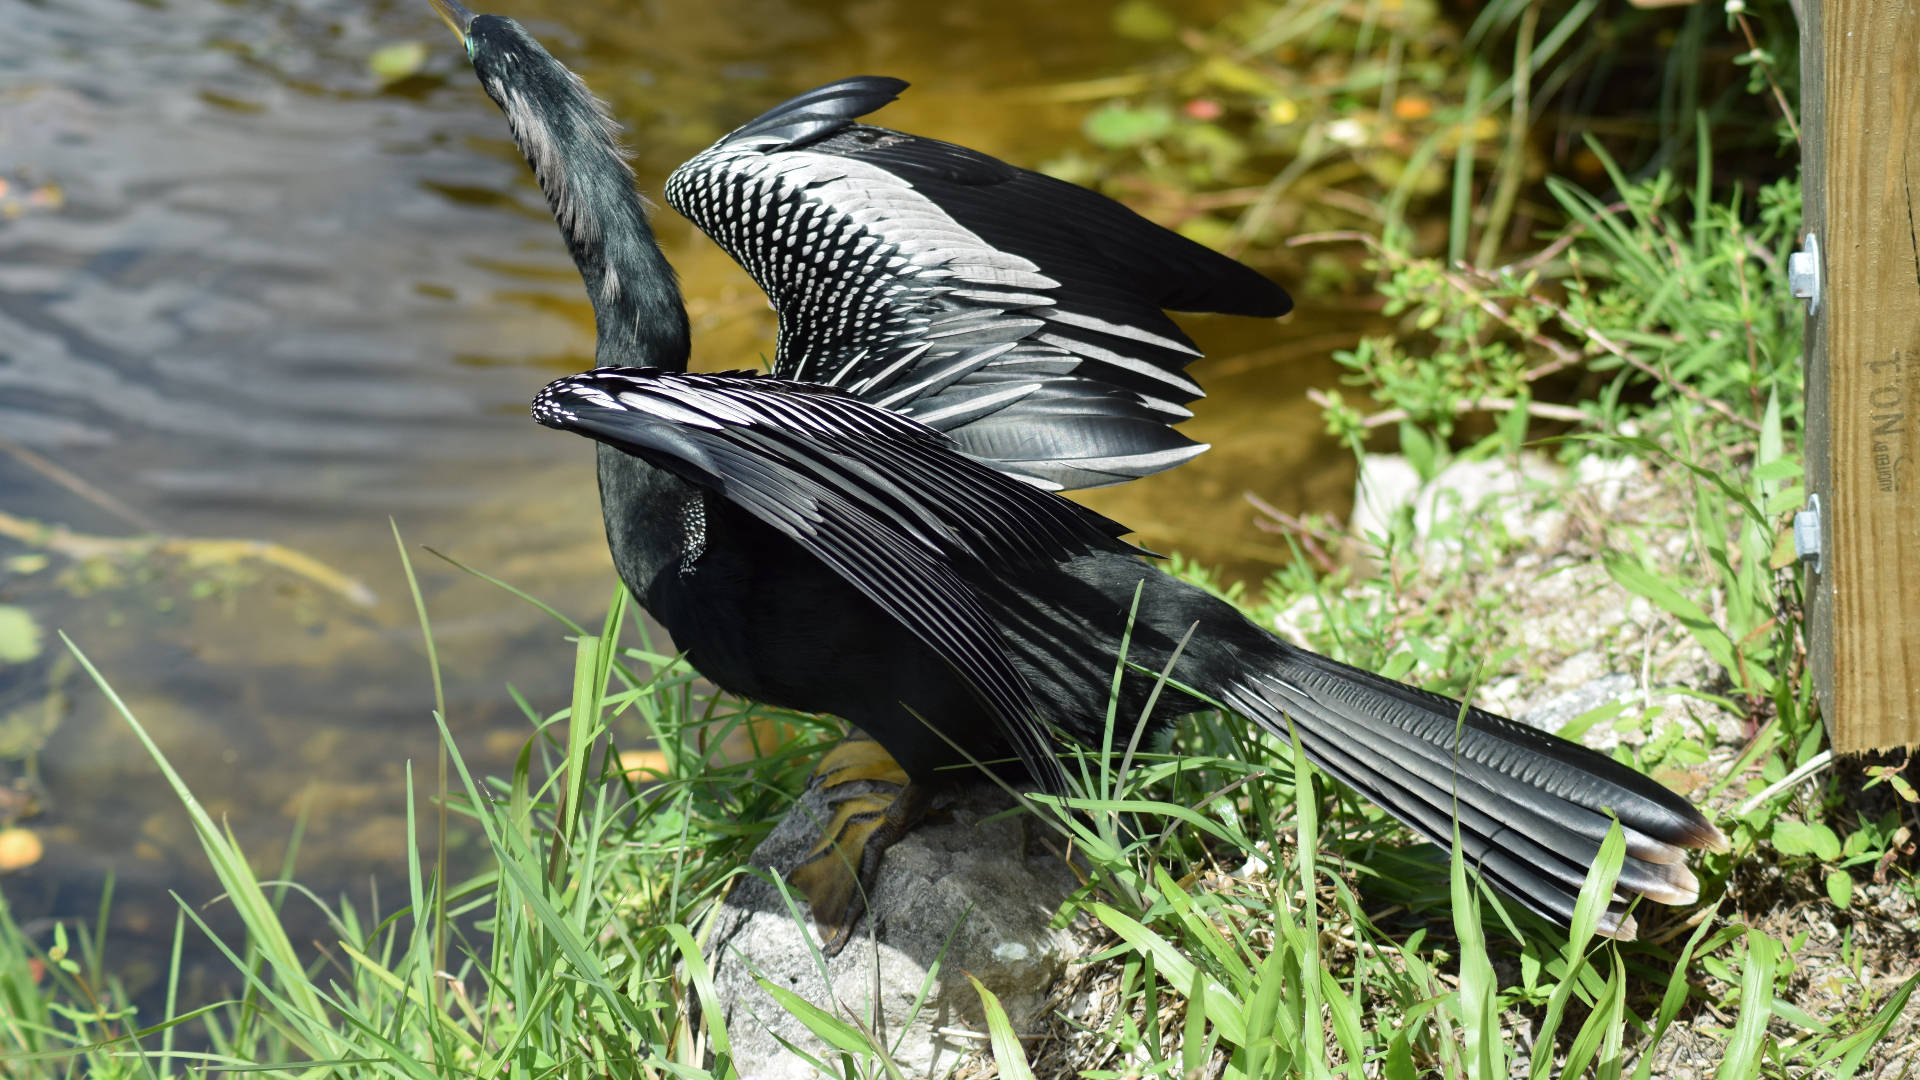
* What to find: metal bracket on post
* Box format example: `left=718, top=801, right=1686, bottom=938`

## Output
left=1794, top=493, right=1823, bottom=576
left=1788, top=231, right=1822, bottom=316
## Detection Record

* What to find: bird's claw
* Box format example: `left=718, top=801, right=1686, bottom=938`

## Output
left=787, top=733, right=929, bottom=956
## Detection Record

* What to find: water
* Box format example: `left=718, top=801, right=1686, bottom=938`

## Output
left=0, top=0, right=1356, bottom=1000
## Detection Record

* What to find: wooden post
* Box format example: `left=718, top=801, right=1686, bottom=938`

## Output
left=1799, top=0, right=1920, bottom=752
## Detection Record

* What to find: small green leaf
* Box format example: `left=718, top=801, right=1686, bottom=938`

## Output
left=1810, top=822, right=1842, bottom=861
left=369, top=40, right=428, bottom=85
left=1771, top=820, right=1817, bottom=856
left=1601, top=551, right=1715, bottom=626
left=1398, top=422, right=1441, bottom=481
left=1084, top=103, right=1176, bottom=149
left=1380, top=650, right=1417, bottom=680
left=0, top=605, right=43, bottom=665
left=967, top=975, right=1037, bottom=1080
left=1384, top=1028, right=1417, bottom=1080
left=1775, top=820, right=1842, bottom=861
left=4, top=554, right=49, bottom=575
left=1716, top=930, right=1777, bottom=1080
left=1826, top=870, right=1853, bottom=909
left=1750, top=457, right=1801, bottom=485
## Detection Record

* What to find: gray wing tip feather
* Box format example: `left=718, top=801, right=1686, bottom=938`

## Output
left=1692, top=819, right=1732, bottom=854
left=726, top=75, right=910, bottom=149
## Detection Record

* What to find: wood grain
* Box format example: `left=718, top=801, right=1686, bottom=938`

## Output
left=1802, top=0, right=1920, bottom=751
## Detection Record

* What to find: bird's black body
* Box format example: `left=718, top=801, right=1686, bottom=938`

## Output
left=535, top=365, right=1718, bottom=931
left=439, top=2, right=1725, bottom=940
left=536, top=373, right=1226, bottom=788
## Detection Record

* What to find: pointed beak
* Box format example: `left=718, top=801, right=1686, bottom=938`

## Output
left=427, top=0, right=476, bottom=43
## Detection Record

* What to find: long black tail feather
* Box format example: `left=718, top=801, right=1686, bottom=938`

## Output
left=1219, top=643, right=1727, bottom=938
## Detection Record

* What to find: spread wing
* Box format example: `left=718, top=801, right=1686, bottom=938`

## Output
left=664, top=76, right=1292, bottom=491
left=532, top=366, right=1144, bottom=790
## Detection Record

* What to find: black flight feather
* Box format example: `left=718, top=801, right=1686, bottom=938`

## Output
left=726, top=75, right=909, bottom=149
left=533, top=367, right=1147, bottom=792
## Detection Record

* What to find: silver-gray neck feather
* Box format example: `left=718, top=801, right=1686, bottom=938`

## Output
left=482, top=46, right=691, bottom=371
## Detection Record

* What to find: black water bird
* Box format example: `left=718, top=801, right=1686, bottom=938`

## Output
left=431, top=1, right=1726, bottom=950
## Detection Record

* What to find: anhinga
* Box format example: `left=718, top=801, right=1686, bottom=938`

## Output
left=430, top=0, right=1726, bottom=952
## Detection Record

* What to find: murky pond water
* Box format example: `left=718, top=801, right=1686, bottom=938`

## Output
left=0, top=0, right=1358, bottom=996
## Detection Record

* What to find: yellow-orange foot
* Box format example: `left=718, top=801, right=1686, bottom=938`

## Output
left=786, top=731, right=931, bottom=956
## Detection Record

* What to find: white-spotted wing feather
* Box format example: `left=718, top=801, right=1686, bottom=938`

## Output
left=664, top=77, right=1291, bottom=490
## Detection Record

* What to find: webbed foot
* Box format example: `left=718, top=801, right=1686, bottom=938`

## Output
left=786, top=731, right=931, bottom=956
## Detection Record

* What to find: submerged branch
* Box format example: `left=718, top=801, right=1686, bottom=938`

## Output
left=1303, top=388, right=1590, bottom=430
left=0, top=510, right=376, bottom=607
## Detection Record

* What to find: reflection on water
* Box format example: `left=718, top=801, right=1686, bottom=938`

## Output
left=0, top=0, right=1358, bottom=998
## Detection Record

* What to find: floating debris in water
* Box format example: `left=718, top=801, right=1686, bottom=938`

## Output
left=0, top=175, right=64, bottom=220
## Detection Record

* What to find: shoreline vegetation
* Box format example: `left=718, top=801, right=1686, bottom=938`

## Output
left=7, top=0, right=1918, bottom=1076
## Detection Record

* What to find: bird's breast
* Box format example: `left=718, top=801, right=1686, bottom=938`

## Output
left=596, top=447, right=691, bottom=580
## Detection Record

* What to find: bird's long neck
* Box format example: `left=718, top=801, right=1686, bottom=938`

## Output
left=495, top=69, right=691, bottom=371
left=566, top=163, right=691, bottom=372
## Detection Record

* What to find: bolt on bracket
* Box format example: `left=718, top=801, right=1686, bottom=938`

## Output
left=1788, top=231, right=1822, bottom=316
left=1794, top=493, right=1823, bottom=575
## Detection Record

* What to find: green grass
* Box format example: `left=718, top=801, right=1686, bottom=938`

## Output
left=5, top=486, right=1915, bottom=1076
left=0, top=526, right=834, bottom=1077
left=6, top=576, right=1913, bottom=1077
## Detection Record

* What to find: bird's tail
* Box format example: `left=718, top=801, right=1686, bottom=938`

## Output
left=1213, top=642, right=1727, bottom=939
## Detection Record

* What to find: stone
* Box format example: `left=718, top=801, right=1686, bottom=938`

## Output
left=1349, top=451, right=1575, bottom=559
left=1518, top=672, right=1638, bottom=735
left=703, top=780, right=1078, bottom=1079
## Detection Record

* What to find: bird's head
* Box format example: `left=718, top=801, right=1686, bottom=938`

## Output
left=427, top=0, right=688, bottom=369
left=427, top=0, right=632, bottom=249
